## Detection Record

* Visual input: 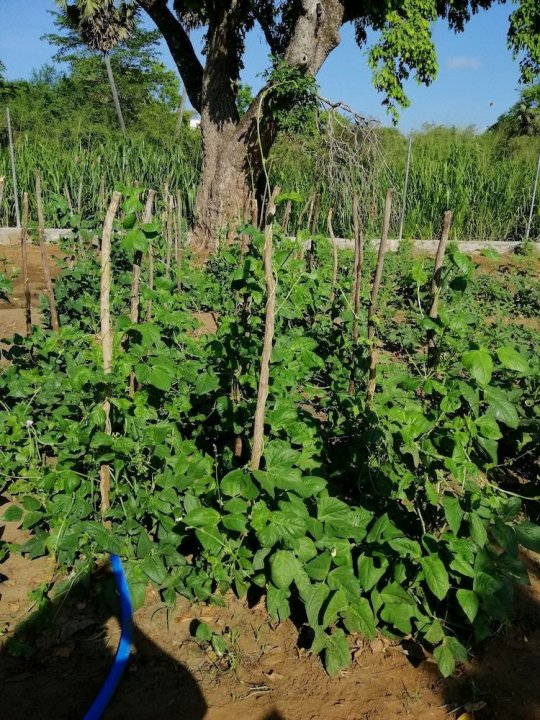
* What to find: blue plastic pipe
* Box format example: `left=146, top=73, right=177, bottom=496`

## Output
left=83, top=554, right=133, bottom=720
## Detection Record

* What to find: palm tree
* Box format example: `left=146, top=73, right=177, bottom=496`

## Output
left=57, top=1, right=137, bottom=133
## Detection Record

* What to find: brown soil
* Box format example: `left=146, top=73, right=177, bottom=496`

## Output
left=1, top=512, right=540, bottom=720
left=0, top=243, right=62, bottom=338
left=2, top=247, right=540, bottom=719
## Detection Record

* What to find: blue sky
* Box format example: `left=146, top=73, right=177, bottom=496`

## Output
left=0, top=0, right=525, bottom=133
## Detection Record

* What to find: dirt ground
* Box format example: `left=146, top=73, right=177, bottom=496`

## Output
left=0, top=243, right=62, bottom=339
left=1, top=244, right=540, bottom=719
left=1, top=515, right=540, bottom=720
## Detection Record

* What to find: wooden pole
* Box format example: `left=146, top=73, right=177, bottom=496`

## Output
left=0, top=177, right=5, bottom=224
left=64, top=184, right=74, bottom=215
left=100, top=191, right=122, bottom=518
left=21, top=192, right=32, bottom=336
left=349, top=192, right=364, bottom=394
left=307, top=192, right=321, bottom=272
left=398, top=135, right=412, bottom=244
left=327, top=208, right=338, bottom=304
left=128, top=189, right=154, bottom=397
left=165, top=195, right=173, bottom=275
left=175, top=190, right=183, bottom=292
left=6, top=108, right=21, bottom=228
left=251, top=195, right=259, bottom=230
left=35, top=171, right=60, bottom=332
left=250, top=186, right=281, bottom=471
left=146, top=241, right=154, bottom=323
left=77, top=177, right=83, bottom=216
left=282, top=200, right=292, bottom=235
left=427, top=210, right=453, bottom=365
left=367, top=189, right=394, bottom=403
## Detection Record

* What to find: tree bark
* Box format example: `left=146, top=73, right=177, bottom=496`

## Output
left=139, top=1, right=346, bottom=255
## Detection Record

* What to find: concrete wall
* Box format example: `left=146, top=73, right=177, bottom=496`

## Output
left=0, top=228, right=71, bottom=246
left=1, top=227, right=538, bottom=255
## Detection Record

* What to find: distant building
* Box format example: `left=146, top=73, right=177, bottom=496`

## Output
left=189, top=116, right=201, bottom=130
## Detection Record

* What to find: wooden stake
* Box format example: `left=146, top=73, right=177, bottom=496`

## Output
left=21, top=192, right=32, bottom=336
left=427, top=210, right=453, bottom=366
left=307, top=192, right=321, bottom=272
left=251, top=195, right=259, bottom=230
left=64, top=184, right=74, bottom=215
left=165, top=195, right=173, bottom=275
left=282, top=200, right=292, bottom=235
left=367, top=189, right=394, bottom=403
left=175, top=190, right=183, bottom=292
left=327, top=208, right=338, bottom=305
left=77, top=177, right=83, bottom=216
left=349, top=192, right=364, bottom=394
left=128, top=189, right=154, bottom=397
left=35, top=171, right=60, bottom=332
left=250, top=186, right=281, bottom=471
left=98, top=175, right=105, bottom=213
left=100, top=191, right=122, bottom=518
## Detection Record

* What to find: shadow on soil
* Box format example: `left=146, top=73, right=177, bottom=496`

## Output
left=439, top=554, right=540, bottom=720
left=0, top=552, right=283, bottom=720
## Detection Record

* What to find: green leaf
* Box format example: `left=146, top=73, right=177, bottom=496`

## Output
left=195, top=622, right=213, bottom=642
left=194, top=371, right=220, bottom=395
left=469, top=513, right=488, bottom=547
left=515, top=521, right=540, bottom=553
left=270, top=550, right=300, bottom=589
left=434, top=643, right=455, bottom=678
left=443, top=496, right=463, bottom=534
left=305, top=552, right=331, bottom=581
left=2, top=505, right=23, bottom=522
left=461, top=349, right=493, bottom=386
left=184, top=507, right=220, bottom=528
left=211, top=634, right=227, bottom=656
left=456, top=589, right=479, bottom=623
left=422, top=555, right=450, bottom=601
left=342, top=598, right=376, bottom=639
left=484, top=387, right=519, bottom=429
left=21, top=496, right=41, bottom=512
left=317, top=496, right=350, bottom=524
left=221, top=469, right=244, bottom=497
left=446, top=636, right=468, bottom=663
left=267, top=583, right=291, bottom=621
left=140, top=555, right=168, bottom=585
left=324, top=629, right=350, bottom=676
left=358, top=555, right=387, bottom=591
left=496, top=346, right=532, bottom=374
left=121, top=228, right=148, bottom=253
left=322, top=588, right=348, bottom=628
left=303, top=582, right=330, bottom=628
left=380, top=602, right=414, bottom=634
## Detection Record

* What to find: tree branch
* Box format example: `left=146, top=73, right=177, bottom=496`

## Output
left=136, top=0, right=203, bottom=112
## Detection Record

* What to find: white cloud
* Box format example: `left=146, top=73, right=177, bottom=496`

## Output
left=446, top=56, right=481, bottom=71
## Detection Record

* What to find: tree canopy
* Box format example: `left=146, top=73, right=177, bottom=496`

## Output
left=491, top=82, right=540, bottom=138
left=59, top=1, right=540, bottom=121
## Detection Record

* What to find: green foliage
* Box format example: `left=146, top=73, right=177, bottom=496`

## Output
left=490, top=82, right=540, bottom=138
left=1, top=199, right=539, bottom=679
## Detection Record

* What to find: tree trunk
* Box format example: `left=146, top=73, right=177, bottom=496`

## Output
left=141, top=0, right=346, bottom=256
left=191, top=123, right=250, bottom=254
left=104, top=54, right=126, bottom=134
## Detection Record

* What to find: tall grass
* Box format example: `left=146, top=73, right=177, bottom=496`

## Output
left=0, top=135, right=199, bottom=225
left=271, top=126, right=540, bottom=242
left=1, top=124, right=539, bottom=241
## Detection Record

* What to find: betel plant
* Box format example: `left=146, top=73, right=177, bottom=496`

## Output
left=0, top=191, right=539, bottom=677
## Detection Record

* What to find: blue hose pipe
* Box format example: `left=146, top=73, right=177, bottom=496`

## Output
left=83, top=554, right=133, bottom=720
